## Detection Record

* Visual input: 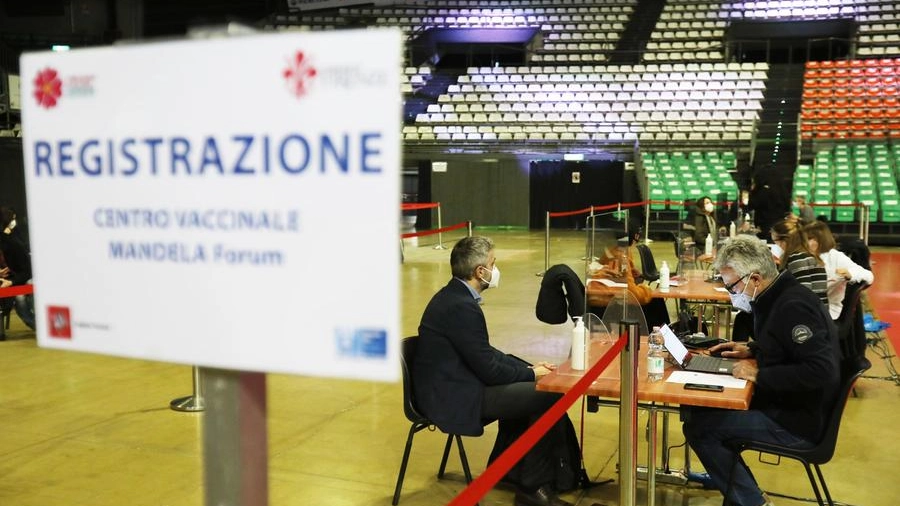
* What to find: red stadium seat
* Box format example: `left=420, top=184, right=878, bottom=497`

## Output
left=832, top=87, right=850, bottom=98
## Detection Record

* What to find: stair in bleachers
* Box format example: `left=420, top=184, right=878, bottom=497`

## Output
left=404, top=69, right=459, bottom=124
left=610, top=0, right=665, bottom=64
left=753, top=63, right=805, bottom=175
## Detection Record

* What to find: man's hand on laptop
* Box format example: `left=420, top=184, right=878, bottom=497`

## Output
left=708, top=342, right=752, bottom=359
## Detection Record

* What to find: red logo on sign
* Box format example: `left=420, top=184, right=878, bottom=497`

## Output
left=33, top=68, right=63, bottom=109
left=47, top=306, right=72, bottom=339
left=283, top=50, right=317, bottom=98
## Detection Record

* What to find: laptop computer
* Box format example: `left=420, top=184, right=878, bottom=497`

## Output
left=659, top=324, right=735, bottom=375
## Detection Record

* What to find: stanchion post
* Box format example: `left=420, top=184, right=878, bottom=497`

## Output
left=589, top=206, right=595, bottom=259
left=434, top=203, right=447, bottom=250
left=863, top=205, right=869, bottom=245
left=537, top=211, right=549, bottom=276
left=619, top=319, right=639, bottom=506
left=858, top=203, right=864, bottom=241
left=648, top=406, right=657, bottom=506
left=170, top=365, right=205, bottom=412
left=644, top=195, right=652, bottom=245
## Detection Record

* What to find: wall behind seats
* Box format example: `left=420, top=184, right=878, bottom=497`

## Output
left=412, top=154, right=530, bottom=229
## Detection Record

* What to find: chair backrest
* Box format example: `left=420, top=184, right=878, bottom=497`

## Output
left=806, top=362, right=869, bottom=464
left=835, top=282, right=870, bottom=368
left=400, top=336, right=430, bottom=425
left=635, top=244, right=660, bottom=282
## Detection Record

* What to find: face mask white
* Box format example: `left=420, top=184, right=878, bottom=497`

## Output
left=729, top=282, right=757, bottom=313
left=479, top=265, right=500, bottom=289
left=704, top=203, right=714, bottom=214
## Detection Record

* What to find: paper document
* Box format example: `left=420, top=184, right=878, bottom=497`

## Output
left=666, top=370, right=748, bottom=389
left=588, top=278, right=628, bottom=288
left=714, top=287, right=729, bottom=293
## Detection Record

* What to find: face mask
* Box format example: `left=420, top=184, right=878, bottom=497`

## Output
left=769, top=243, right=784, bottom=258
left=729, top=282, right=757, bottom=313
left=479, top=265, right=500, bottom=289
left=704, top=203, right=714, bottom=213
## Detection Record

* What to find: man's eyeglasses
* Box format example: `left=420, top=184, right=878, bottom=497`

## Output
left=724, top=274, right=750, bottom=295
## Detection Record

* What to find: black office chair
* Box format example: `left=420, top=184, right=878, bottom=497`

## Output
left=635, top=244, right=660, bottom=284
left=726, top=361, right=870, bottom=506
left=0, top=297, right=13, bottom=340
left=393, top=336, right=479, bottom=505
left=835, top=282, right=871, bottom=373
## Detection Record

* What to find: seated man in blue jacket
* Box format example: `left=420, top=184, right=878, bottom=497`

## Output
left=413, top=236, right=573, bottom=506
left=684, top=235, right=840, bottom=506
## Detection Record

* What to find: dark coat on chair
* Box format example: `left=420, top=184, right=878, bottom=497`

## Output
left=413, top=279, right=534, bottom=436
left=535, top=264, right=585, bottom=324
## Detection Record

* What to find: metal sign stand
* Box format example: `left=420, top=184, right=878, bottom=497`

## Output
left=203, top=368, right=268, bottom=506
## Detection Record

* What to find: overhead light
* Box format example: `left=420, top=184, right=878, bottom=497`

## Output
left=564, top=153, right=584, bottom=161
left=51, top=45, right=70, bottom=51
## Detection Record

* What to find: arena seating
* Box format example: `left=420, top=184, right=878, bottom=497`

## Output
left=799, top=58, right=900, bottom=140
left=805, top=143, right=900, bottom=223
left=407, top=62, right=766, bottom=145
left=646, top=1, right=727, bottom=63
left=642, top=151, right=739, bottom=215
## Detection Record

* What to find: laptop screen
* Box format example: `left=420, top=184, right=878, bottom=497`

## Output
left=660, top=324, right=690, bottom=366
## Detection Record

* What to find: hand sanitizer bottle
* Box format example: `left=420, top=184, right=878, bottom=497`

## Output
left=571, top=316, right=586, bottom=370
left=659, top=261, right=670, bottom=292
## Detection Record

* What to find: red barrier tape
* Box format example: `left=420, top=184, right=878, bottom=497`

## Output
left=545, top=199, right=868, bottom=221
left=402, top=202, right=440, bottom=211
left=448, top=334, right=628, bottom=506
left=0, top=285, right=34, bottom=298
left=547, top=202, right=644, bottom=218
left=401, top=221, right=468, bottom=239
left=548, top=206, right=594, bottom=218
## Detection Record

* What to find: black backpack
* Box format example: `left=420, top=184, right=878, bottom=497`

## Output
left=488, top=412, right=589, bottom=492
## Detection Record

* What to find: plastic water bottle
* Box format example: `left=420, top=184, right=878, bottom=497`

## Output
left=571, top=316, right=586, bottom=370
left=729, top=221, right=736, bottom=238
left=647, top=326, right=665, bottom=382
left=658, top=261, right=670, bottom=292
left=704, top=233, right=713, bottom=256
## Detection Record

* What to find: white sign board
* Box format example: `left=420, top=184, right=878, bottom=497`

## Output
left=20, top=30, right=401, bottom=381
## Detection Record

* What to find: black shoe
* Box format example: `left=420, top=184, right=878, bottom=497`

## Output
left=513, top=485, right=573, bottom=506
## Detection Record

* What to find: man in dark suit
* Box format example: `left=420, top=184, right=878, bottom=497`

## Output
left=413, top=236, right=573, bottom=506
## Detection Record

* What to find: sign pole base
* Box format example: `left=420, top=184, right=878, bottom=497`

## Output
left=170, top=394, right=204, bottom=412
left=171, top=365, right=205, bottom=412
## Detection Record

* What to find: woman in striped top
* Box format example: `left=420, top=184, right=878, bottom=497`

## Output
left=770, top=217, right=829, bottom=307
